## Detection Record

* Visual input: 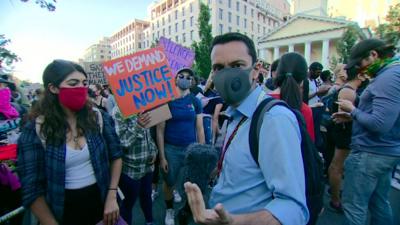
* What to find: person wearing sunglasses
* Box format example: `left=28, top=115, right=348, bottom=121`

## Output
left=333, top=38, right=400, bottom=225
left=156, top=67, right=205, bottom=225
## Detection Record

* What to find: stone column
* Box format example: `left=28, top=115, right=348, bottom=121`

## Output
left=273, top=46, right=279, bottom=60
left=322, top=39, right=330, bottom=69
left=304, top=41, right=311, bottom=65
left=288, top=44, right=294, bottom=52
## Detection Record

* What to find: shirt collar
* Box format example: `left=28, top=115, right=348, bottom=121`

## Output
left=226, top=86, right=263, bottom=119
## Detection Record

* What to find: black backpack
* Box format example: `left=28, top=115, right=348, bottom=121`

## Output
left=249, top=98, right=325, bottom=225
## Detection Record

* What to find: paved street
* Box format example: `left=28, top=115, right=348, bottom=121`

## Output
left=131, top=183, right=400, bottom=225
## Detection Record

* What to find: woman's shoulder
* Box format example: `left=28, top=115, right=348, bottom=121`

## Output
left=338, top=87, right=356, bottom=102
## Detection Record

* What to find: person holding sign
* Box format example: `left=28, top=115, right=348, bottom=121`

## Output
left=112, top=108, right=158, bottom=225
left=17, top=60, right=123, bottom=225
left=156, top=67, right=205, bottom=225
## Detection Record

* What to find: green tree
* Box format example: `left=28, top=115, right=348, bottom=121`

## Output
left=191, top=2, right=213, bottom=79
left=336, top=25, right=359, bottom=64
left=150, top=38, right=159, bottom=48
left=0, top=35, right=20, bottom=73
left=375, top=3, right=400, bottom=46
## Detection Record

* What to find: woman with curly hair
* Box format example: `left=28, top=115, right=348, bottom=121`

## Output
left=18, top=59, right=123, bottom=225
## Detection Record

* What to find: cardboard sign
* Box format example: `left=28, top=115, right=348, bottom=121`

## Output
left=82, top=62, right=108, bottom=85
left=143, top=104, right=172, bottom=128
left=158, top=36, right=195, bottom=76
left=102, top=47, right=180, bottom=117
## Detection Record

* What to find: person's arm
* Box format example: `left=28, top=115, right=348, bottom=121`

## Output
left=106, top=95, right=115, bottom=113
left=100, top=112, right=123, bottom=225
left=193, top=96, right=205, bottom=144
left=231, top=211, right=280, bottom=225
left=258, top=106, right=309, bottom=225
left=103, top=158, right=122, bottom=225
left=101, top=97, right=109, bottom=109
left=338, top=74, right=400, bottom=134
left=196, top=114, right=205, bottom=144
left=156, top=121, right=168, bottom=173
left=348, top=73, right=400, bottom=133
left=30, top=197, right=58, bottom=225
left=17, top=122, right=58, bottom=224
left=212, top=103, right=223, bottom=141
left=338, top=88, right=356, bottom=111
left=185, top=182, right=281, bottom=225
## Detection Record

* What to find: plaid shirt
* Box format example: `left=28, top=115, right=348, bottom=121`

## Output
left=113, top=108, right=158, bottom=180
left=17, top=112, right=123, bottom=222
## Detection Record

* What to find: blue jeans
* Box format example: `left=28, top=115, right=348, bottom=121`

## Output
left=203, top=114, right=213, bottom=145
left=342, top=151, right=400, bottom=225
left=163, top=144, right=187, bottom=187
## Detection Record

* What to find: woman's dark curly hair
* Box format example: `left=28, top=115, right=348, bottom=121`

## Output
left=29, top=59, right=98, bottom=146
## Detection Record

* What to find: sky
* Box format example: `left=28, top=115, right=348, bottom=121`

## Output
left=1, top=0, right=154, bottom=83
left=1, top=0, right=397, bottom=83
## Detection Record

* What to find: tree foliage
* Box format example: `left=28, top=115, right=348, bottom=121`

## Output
left=0, top=35, right=20, bottom=73
left=191, top=2, right=213, bottom=79
left=375, top=3, right=400, bottom=46
left=20, top=0, right=56, bottom=11
left=150, top=38, right=159, bottom=48
left=336, top=25, right=359, bottom=63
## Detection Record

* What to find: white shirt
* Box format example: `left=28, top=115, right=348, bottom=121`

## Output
left=65, top=144, right=97, bottom=189
left=308, top=78, right=319, bottom=105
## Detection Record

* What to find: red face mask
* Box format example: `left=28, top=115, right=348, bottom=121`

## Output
left=58, top=87, right=88, bottom=112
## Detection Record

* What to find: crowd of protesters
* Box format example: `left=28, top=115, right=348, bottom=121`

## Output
left=0, top=32, right=398, bottom=225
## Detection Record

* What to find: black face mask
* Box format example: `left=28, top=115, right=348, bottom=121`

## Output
left=213, top=67, right=253, bottom=106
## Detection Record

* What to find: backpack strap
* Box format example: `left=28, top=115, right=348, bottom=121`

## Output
left=249, top=98, right=288, bottom=166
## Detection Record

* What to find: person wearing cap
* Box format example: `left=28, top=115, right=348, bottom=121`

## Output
left=156, top=67, right=205, bottom=225
left=333, top=38, right=400, bottom=225
left=17, top=59, right=123, bottom=225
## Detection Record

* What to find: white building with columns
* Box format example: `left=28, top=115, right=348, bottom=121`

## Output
left=258, top=14, right=369, bottom=69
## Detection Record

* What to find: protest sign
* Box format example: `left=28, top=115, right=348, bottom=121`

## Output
left=102, top=47, right=180, bottom=117
left=81, top=62, right=108, bottom=85
left=158, top=36, right=195, bottom=76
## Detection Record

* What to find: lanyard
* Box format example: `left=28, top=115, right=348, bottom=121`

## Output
left=217, top=116, right=247, bottom=174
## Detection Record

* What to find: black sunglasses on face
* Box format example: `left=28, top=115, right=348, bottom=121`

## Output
left=177, top=74, right=192, bottom=80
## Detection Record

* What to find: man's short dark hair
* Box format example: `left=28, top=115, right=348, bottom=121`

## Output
left=320, top=70, right=332, bottom=82
left=211, top=32, right=257, bottom=64
left=309, top=62, right=323, bottom=71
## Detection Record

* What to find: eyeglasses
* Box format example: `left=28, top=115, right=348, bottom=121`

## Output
left=177, top=74, right=192, bottom=80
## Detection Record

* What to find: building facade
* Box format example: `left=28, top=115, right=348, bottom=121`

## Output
left=327, top=0, right=400, bottom=29
left=110, top=19, right=150, bottom=59
left=258, top=14, right=368, bottom=68
left=146, top=0, right=290, bottom=49
left=82, top=37, right=112, bottom=62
